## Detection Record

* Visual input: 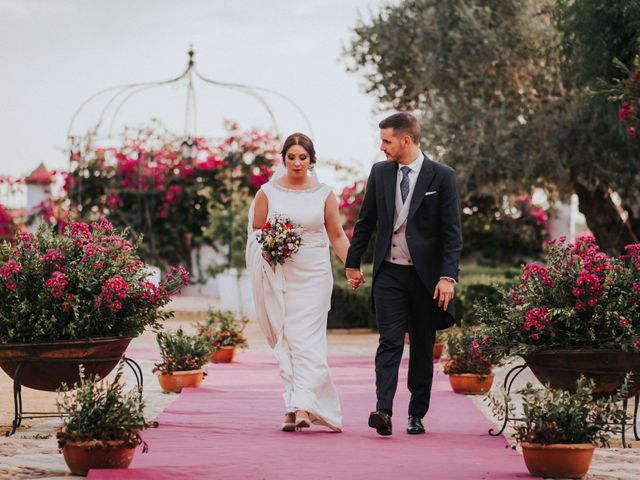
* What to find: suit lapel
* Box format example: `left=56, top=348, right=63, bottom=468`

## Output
left=384, top=162, right=397, bottom=224
left=408, top=154, right=435, bottom=221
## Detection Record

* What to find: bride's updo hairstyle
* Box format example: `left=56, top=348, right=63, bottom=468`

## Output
left=281, top=133, right=317, bottom=165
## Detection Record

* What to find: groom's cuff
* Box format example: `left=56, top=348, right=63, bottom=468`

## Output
left=440, top=276, right=457, bottom=284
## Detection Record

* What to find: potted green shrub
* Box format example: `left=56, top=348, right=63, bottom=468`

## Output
left=443, top=328, right=498, bottom=394
left=153, top=327, right=210, bottom=393
left=490, top=376, right=627, bottom=478
left=0, top=220, right=189, bottom=391
left=56, top=365, right=149, bottom=476
left=195, top=309, right=248, bottom=363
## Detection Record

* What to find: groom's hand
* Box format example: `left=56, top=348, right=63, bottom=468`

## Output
left=434, top=278, right=455, bottom=310
left=346, top=268, right=365, bottom=290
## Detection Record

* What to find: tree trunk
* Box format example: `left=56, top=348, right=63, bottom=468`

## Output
left=572, top=180, right=637, bottom=256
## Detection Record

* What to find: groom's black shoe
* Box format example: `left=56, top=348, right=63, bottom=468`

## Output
left=406, top=415, right=425, bottom=434
left=368, top=410, right=392, bottom=436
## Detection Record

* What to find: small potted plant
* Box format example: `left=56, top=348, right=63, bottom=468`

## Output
left=443, top=328, right=498, bottom=394
left=153, top=327, right=210, bottom=393
left=490, top=376, right=627, bottom=478
left=196, top=309, right=248, bottom=363
left=56, top=365, right=148, bottom=476
left=433, top=330, right=447, bottom=360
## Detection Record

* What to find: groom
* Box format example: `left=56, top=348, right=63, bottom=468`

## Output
left=345, top=112, right=462, bottom=436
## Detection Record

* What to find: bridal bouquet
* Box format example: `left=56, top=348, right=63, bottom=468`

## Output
left=256, top=213, right=303, bottom=266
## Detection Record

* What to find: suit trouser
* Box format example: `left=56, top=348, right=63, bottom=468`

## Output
left=373, top=261, right=437, bottom=418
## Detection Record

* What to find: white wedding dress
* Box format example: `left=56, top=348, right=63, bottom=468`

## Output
left=246, top=180, right=342, bottom=431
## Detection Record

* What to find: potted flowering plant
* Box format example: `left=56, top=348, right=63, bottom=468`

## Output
left=56, top=365, right=149, bottom=475
left=153, top=327, right=210, bottom=393
left=195, top=309, right=248, bottom=363
left=490, top=376, right=627, bottom=478
left=0, top=219, right=189, bottom=391
left=443, top=328, right=499, bottom=394
left=477, top=236, right=640, bottom=397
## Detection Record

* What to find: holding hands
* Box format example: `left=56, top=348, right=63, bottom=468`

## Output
left=346, top=268, right=365, bottom=290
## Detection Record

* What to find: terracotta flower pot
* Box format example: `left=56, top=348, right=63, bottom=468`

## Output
left=156, top=369, right=204, bottom=393
left=211, top=346, right=236, bottom=364
left=62, top=440, right=136, bottom=475
left=432, top=342, right=445, bottom=360
left=521, top=442, right=594, bottom=478
left=448, top=373, right=494, bottom=394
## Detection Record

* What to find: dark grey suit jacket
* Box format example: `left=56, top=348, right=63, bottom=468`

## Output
left=345, top=154, right=463, bottom=329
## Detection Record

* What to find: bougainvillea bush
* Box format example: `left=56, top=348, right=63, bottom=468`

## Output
left=0, top=219, right=189, bottom=343
left=65, top=122, right=278, bottom=269
left=476, top=236, right=640, bottom=358
left=0, top=204, right=19, bottom=244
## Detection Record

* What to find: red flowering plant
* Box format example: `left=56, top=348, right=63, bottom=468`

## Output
left=0, top=219, right=189, bottom=343
left=65, top=121, right=278, bottom=271
left=476, top=235, right=640, bottom=359
left=338, top=179, right=367, bottom=240
left=443, top=328, right=499, bottom=376
left=0, top=204, right=19, bottom=244
left=194, top=309, right=248, bottom=351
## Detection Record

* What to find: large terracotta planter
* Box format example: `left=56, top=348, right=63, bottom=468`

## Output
left=62, top=439, right=136, bottom=475
left=448, top=373, right=494, bottom=394
left=521, top=442, right=594, bottom=478
left=432, top=342, right=445, bottom=360
left=523, top=349, right=640, bottom=398
left=157, top=369, right=204, bottom=393
left=0, top=337, right=133, bottom=391
left=211, top=346, right=236, bottom=363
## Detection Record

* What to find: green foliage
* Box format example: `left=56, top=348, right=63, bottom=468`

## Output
left=328, top=282, right=375, bottom=330
left=0, top=221, right=188, bottom=343
left=346, top=0, right=640, bottom=255
left=462, top=194, right=547, bottom=262
left=490, top=376, right=628, bottom=446
left=195, top=309, right=249, bottom=350
left=328, top=259, right=374, bottom=329
left=153, top=327, right=211, bottom=374
left=444, top=327, right=499, bottom=375
left=56, top=364, right=147, bottom=448
left=206, top=193, right=252, bottom=273
left=455, top=264, right=520, bottom=326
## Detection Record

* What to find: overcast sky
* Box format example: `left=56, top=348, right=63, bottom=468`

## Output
left=0, top=0, right=397, bottom=184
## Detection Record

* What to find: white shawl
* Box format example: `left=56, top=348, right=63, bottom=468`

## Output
left=245, top=199, right=285, bottom=349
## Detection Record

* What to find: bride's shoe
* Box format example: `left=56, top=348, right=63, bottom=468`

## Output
left=282, top=412, right=296, bottom=432
left=295, top=410, right=311, bottom=431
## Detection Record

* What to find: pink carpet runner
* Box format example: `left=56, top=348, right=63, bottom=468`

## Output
left=88, top=350, right=528, bottom=479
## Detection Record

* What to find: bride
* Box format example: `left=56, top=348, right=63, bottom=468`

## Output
left=246, top=133, right=351, bottom=432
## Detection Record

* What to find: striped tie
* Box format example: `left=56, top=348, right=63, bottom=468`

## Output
left=400, top=166, right=411, bottom=204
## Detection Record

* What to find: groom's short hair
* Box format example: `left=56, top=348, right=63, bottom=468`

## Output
left=379, top=113, right=420, bottom=144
